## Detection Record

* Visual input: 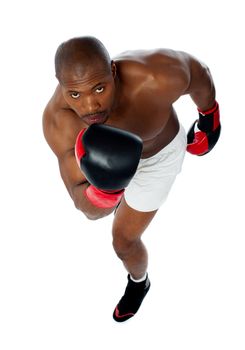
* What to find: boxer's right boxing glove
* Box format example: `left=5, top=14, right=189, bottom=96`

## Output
left=75, top=124, right=143, bottom=208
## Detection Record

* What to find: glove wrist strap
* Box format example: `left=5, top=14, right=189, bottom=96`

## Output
left=197, top=101, right=220, bottom=132
left=85, top=185, right=124, bottom=209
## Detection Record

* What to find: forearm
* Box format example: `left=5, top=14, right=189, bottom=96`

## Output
left=190, top=88, right=216, bottom=111
left=190, top=70, right=216, bottom=111
left=72, top=181, right=116, bottom=220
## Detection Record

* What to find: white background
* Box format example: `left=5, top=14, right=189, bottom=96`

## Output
left=0, top=0, right=244, bottom=349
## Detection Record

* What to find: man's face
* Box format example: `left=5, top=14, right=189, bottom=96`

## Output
left=60, top=64, right=116, bottom=126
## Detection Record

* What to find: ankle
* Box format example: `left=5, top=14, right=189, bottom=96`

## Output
left=130, top=272, right=147, bottom=283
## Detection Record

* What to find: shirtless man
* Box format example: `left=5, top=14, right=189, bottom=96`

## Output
left=42, top=36, right=221, bottom=322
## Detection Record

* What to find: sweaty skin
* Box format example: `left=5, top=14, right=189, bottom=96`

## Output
left=43, top=48, right=216, bottom=280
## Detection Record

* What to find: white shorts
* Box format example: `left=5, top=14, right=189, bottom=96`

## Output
left=124, top=124, right=187, bottom=212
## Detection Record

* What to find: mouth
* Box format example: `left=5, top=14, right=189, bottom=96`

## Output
left=83, top=112, right=108, bottom=125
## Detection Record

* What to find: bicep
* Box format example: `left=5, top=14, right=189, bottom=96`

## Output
left=184, top=53, right=215, bottom=96
left=180, top=52, right=216, bottom=109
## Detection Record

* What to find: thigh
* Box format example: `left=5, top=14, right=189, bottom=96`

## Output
left=112, top=196, right=158, bottom=242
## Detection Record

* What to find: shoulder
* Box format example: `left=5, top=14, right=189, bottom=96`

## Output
left=114, top=49, right=194, bottom=99
left=42, top=85, right=81, bottom=158
left=149, top=49, right=191, bottom=91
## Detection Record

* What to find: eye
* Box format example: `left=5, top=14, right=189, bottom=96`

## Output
left=95, top=87, right=104, bottom=94
left=70, top=92, right=80, bottom=99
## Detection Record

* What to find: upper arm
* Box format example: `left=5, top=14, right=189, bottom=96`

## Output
left=180, top=52, right=216, bottom=108
left=42, top=106, right=87, bottom=199
left=58, top=149, right=87, bottom=199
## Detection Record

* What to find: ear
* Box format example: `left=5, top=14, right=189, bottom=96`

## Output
left=111, top=60, right=117, bottom=78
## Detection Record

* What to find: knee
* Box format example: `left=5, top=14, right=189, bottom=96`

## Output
left=112, top=226, right=139, bottom=259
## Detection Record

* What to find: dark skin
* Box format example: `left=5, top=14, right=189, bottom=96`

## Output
left=43, top=48, right=216, bottom=279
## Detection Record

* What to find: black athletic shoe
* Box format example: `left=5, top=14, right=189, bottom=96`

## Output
left=113, top=274, right=151, bottom=322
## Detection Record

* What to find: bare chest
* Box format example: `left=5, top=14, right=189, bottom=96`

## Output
left=109, top=96, right=170, bottom=137
left=106, top=98, right=179, bottom=158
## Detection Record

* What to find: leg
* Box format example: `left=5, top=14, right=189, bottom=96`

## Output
left=112, top=197, right=157, bottom=322
left=112, top=197, right=157, bottom=279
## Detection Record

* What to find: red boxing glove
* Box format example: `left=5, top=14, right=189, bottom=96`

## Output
left=75, top=128, right=124, bottom=209
left=187, top=101, right=221, bottom=156
left=75, top=125, right=142, bottom=209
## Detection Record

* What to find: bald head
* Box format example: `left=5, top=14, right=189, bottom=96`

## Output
left=55, top=36, right=111, bottom=83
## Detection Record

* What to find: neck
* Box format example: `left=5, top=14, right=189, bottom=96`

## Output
left=111, top=73, right=123, bottom=113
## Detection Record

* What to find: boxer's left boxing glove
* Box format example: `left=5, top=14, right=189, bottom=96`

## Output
left=75, top=124, right=143, bottom=208
left=187, top=101, right=221, bottom=156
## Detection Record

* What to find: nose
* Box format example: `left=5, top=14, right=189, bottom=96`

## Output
left=80, top=96, right=101, bottom=114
